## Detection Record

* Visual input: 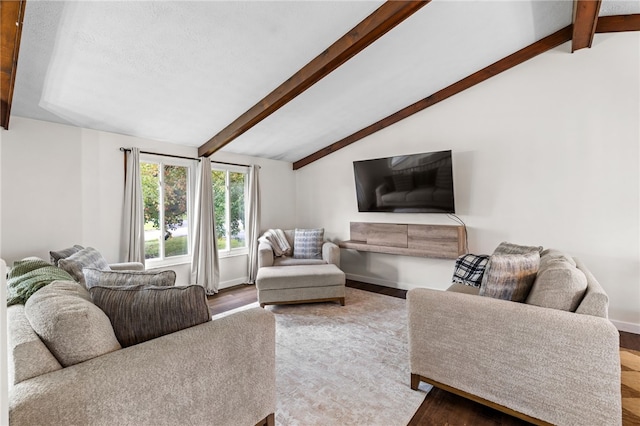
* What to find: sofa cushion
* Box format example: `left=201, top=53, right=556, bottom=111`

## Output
left=24, top=280, right=121, bottom=367
left=293, top=228, right=324, bottom=259
left=273, top=256, right=326, bottom=267
left=83, top=267, right=176, bottom=289
left=451, top=254, right=489, bottom=288
left=447, top=283, right=481, bottom=295
left=58, top=247, right=111, bottom=288
left=479, top=251, right=540, bottom=302
left=539, top=248, right=577, bottom=268
left=49, top=244, right=84, bottom=266
left=526, top=260, right=588, bottom=312
left=90, top=285, right=211, bottom=347
left=7, top=305, right=62, bottom=385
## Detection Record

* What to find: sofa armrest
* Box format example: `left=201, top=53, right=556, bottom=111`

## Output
left=109, top=262, right=144, bottom=271
left=9, top=308, right=276, bottom=426
left=322, top=242, right=340, bottom=267
left=258, top=241, right=274, bottom=268
left=407, top=288, right=621, bottom=426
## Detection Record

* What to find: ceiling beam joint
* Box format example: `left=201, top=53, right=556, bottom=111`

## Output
left=1, top=0, right=27, bottom=130
left=571, top=0, right=602, bottom=52
left=197, top=0, right=429, bottom=158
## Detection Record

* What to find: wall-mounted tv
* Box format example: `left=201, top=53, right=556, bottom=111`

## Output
left=353, top=150, right=455, bottom=213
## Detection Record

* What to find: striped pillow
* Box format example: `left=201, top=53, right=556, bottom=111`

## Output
left=83, top=268, right=176, bottom=289
left=89, top=285, right=211, bottom=347
left=49, top=245, right=84, bottom=267
left=293, top=228, right=324, bottom=259
left=58, top=247, right=111, bottom=288
left=479, top=251, right=540, bottom=302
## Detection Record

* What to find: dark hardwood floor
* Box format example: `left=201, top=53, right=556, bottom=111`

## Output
left=207, top=281, right=639, bottom=426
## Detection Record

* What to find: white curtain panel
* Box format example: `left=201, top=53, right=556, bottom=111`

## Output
left=191, top=159, right=219, bottom=294
left=120, top=147, right=145, bottom=265
left=246, top=165, right=261, bottom=284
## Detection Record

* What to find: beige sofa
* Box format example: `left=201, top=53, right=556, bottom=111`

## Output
left=8, top=292, right=276, bottom=425
left=408, top=256, right=621, bottom=426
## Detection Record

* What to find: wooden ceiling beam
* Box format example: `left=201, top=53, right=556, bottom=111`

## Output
left=293, top=26, right=573, bottom=170
left=198, top=0, right=429, bottom=158
left=1, top=0, right=26, bottom=130
left=595, top=14, right=640, bottom=33
left=571, top=0, right=602, bottom=52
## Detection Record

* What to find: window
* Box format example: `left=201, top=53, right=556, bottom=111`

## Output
left=140, top=157, right=193, bottom=264
left=211, top=164, right=248, bottom=254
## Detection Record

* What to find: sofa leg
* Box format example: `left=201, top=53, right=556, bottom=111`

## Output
left=411, top=373, right=421, bottom=390
left=339, top=297, right=345, bottom=306
left=255, top=413, right=274, bottom=426
left=260, top=303, right=265, bottom=308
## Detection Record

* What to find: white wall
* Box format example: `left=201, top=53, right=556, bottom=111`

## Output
left=295, top=32, right=640, bottom=331
left=0, top=117, right=296, bottom=288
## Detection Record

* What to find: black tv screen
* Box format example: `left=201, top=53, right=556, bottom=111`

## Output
left=353, top=150, right=455, bottom=213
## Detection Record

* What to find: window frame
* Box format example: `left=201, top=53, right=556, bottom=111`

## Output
left=141, top=154, right=196, bottom=267
left=211, top=162, right=250, bottom=258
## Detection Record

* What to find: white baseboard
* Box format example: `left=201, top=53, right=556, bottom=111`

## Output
left=219, top=276, right=249, bottom=290
left=611, top=320, right=640, bottom=335
left=347, top=273, right=640, bottom=335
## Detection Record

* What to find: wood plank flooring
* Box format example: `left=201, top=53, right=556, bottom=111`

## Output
left=207, top=281, right=640, bottom=426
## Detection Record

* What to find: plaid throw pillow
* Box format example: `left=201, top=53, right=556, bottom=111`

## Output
left=452, top=254, right=490, bottom=288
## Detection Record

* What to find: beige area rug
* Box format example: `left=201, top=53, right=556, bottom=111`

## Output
left=621, top=348, right=640, bottom=425
left=269, top=287, right=430, bottom=426
left=214, top=287, right=430, bottom=425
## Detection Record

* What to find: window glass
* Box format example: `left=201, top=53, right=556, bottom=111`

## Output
left=229, top=172, right=246, bottom=249
left=212, top=166, right=248, bottom=253
left=212, top=170, right=228, bottom=250
left=141, top=159, right=191, bottom=262
left=141, top=162, right=160, bottom=259
left=163, top=165, right=189, bottom=257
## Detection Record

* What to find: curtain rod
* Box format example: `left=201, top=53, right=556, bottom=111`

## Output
left=119, top=147, right=256, bottom=168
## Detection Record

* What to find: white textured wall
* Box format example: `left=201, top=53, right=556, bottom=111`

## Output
left=0, top=117, right=296, bottom=288
left=295, top=32, right=640, bottom=331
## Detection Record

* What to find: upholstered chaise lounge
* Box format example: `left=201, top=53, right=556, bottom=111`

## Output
left=408, top=247, right=621, bottom=426
left=256, top=228, right=345, bottom=307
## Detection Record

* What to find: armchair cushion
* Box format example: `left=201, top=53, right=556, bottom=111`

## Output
left=90, top=284, right=211, bottom=347
left=83, top=267, right=176, bottom=289
left=58, top=247, right=111, bottom=288
left=24, top=280, right=121, bottom=367
left=293, top=228, right=324, bottom=259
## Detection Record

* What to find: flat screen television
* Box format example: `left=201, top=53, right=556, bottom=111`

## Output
left=353, top=150, right=455, bottom=213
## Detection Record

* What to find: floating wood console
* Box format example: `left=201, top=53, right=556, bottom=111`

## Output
left=339, top=222, right=466, bottom=259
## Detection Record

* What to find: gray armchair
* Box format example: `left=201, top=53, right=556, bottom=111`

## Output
left=257, top=229, right=340, bottom=268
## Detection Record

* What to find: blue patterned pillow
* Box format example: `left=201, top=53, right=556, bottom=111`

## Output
left=293, top=228, right=324, bottom=259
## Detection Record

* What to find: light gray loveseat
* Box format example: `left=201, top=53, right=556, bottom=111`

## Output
left=408, top=251, right=621, bottom=425
left=8, top=282, right=276, bottom=426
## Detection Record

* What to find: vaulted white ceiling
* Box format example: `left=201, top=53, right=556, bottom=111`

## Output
left=10, top=0, right=640, bottom=163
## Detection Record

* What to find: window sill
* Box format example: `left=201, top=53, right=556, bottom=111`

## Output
left=145, top=256, right=191, bottom=270
left=218, top=250, right=249, bottom=259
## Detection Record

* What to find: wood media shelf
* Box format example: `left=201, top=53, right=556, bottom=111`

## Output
left=339, top=222, right=466, bottom=260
